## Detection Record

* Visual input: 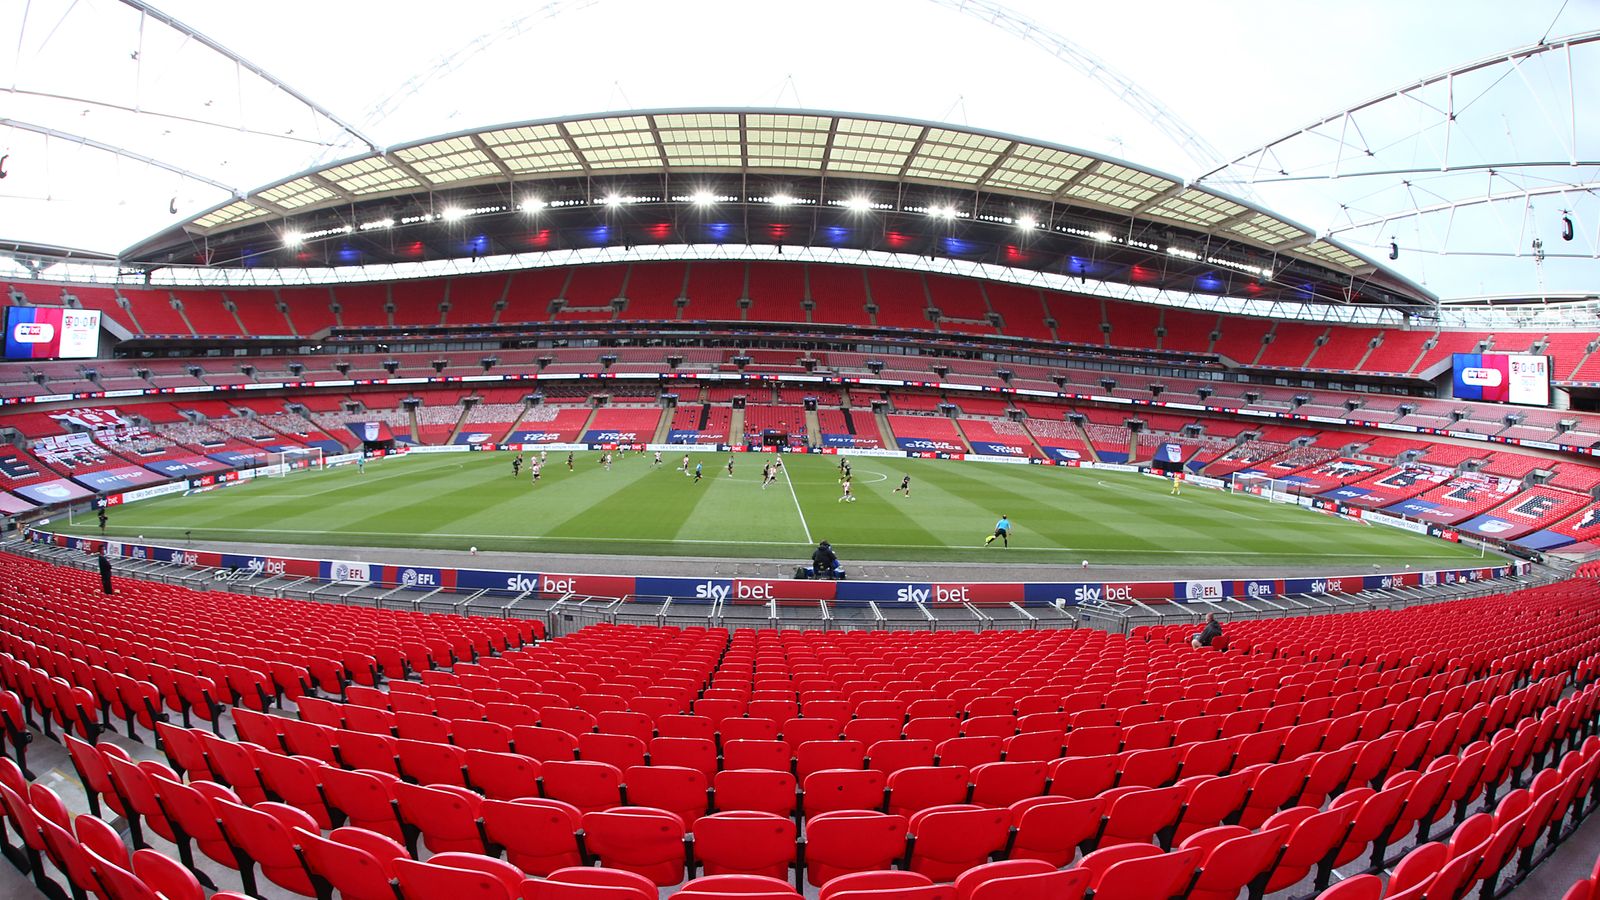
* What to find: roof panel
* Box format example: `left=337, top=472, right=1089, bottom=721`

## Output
left=1292, top=240, right=1368, bottom=270
left=192, top=199, right=268, bottom=230
left=255, top=176, right=337, bottom=210
left=320, top=157, right=422, bottom=196
left=654, top=112, right=740, bottom=130
left=1228, top=213, right=1307, bottom=246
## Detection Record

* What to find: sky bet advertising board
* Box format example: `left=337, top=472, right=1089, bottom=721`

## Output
left=1452, top=353, right=1551, bottom=406
left=4, top=307, right=102, bottom=360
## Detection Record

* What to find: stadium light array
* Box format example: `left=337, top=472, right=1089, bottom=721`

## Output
left=603, top=194, right=623, bottom=207
left=770, top=194, right=797, bottom=207
left=1092, top=231, right=1114, bottom=242
left=520, top=197, right=547, bottom=213
left=283, top=231, right=303, bottom=247
left=441, top=207, right=467, bottom=223
left=1017, top=215, right=1038, bottom=230
left=359, top=218, right=395, bottom=232
left=690, top=190, right=717, bottom=207
left=844, top=195, right=873, bottom=212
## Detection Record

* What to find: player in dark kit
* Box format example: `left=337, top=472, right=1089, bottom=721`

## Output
left=512, top=455, right=522, bottom=478
left=727, top=456, right=735, bottom=478
left=894, top=474, right=911, bottom=498
left=693, top=462, right=703, bottom=483
left=566, top=452, right=574, bottom=471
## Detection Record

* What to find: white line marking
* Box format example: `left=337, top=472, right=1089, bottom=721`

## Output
left=781, top=465, right=813, bottom=544
left=92, top=523, right=1475, bottom=560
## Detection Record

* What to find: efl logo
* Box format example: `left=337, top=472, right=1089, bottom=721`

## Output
left=12, top=322, right=54, bottom=343
left=1460, top=367, right=1503, bottom=387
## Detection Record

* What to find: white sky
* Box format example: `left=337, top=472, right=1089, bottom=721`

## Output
left=2, top=0, right=1594, bottom=298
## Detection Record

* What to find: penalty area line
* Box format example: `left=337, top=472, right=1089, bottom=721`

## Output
left=782, top=465, right=814, bottom=544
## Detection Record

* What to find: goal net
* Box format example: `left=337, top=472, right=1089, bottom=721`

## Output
left=1230, top=472, right=1301, bottom=504
left=268, top=447, right=324, bottom=477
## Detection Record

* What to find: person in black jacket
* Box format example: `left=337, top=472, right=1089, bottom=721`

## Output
left=1191, top=613, right=1223, bottom=649
left=98, top=551, right=113, bottom=595
left=811, top=540, right=839, bottom=579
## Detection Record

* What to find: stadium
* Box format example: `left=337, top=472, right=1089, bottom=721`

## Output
left=2, top=1, right=1600, bottom=899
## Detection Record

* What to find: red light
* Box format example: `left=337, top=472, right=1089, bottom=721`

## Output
left=1244, top=281, right=1264, bottom=295
left=885, top=231, right=910, bottom=249
left=525, top=229, right=550, bottom=248
left=1004, top=244, right=1025, bottom=262
left=403, top=241, right=426, bottom=257
left=768, top=224, right=790, bottom=240
left=1129, top=264, right=1154, bottom=283
left=648, top=222, right=672, bottom=240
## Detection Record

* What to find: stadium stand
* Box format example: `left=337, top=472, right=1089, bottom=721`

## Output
left=1103, top=300, right=1161, bottom=353
left=959, top=417, right=1039, bottom=457
left=742, top=405, right=807, bottom=445
left=278, top=287, right=337, bottom=335
left=334, top=284, right=390, bottom=328
left=1255, top=322, right=1324, bottom=369
left=684, top=262, right=746, bottom=321
left=744, top=262, right=809, bottom=325
left=886, top=414, right=965, bottom=452
left=1211, top=316, right=1271, bottom=365
left=808, top=264, right=871, bottom=326
left=172, top=290, right=242, bottom=337
left=118, top=288, right=191, bottom=336
left=390, top=280, right=446, bottom=328
left=618, top=262, right=683, bottom=321
left=503, top=268, right=574, bottom=324
left=585, top=406, right=664, bottom=444
left=984, top=282, right=1050, bottom=340
left=1459, top=485, right=1595, bottom=540
left=442, top=273, right=508, bottom=325
left=0, top=554, right=1596, bottom=900
left=1042, top=290, right=1103, bottom=345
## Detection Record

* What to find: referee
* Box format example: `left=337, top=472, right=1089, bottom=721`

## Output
left=984, top=515, right=1011, bottom=548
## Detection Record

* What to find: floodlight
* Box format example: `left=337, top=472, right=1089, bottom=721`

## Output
left=844, top=195, right=872, bottom=212
left=441, top=207, right=466, bottom=222
left=1017, top=215, right=1037, bottom=230
left=283, top=231, right=304, bottom=247
left=603, top=194, right=623, bottom=207
left=1092, top=231, right=1114, bottom=242
left=520, top=197, right=547, bottom=213
left=770, top=194, right=796, bottom=207
left=690, top=190, right=716, bottom=207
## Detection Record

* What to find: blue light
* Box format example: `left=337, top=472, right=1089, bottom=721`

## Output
left=1196, top=272, right=1223, bottom=291
left=1067, top=255, right=1102, bottom=276
left=588, top=225, right=610, bottom=244
left=825, top=226, right=849, bottom=244
left=461, top=234, right=489, bottom=254
left=941, top=236, right=975, bottom=256
left=338, top=245, right=361, bottom=263
left=1296, top=282, right=1316, bottom=300
left=706, top=222, right=731, bottom=241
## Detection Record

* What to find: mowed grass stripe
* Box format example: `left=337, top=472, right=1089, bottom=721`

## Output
left=83, top=452, right=1489, bottom=566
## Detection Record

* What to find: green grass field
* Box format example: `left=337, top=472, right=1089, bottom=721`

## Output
left=68, top=451, right=1489, bottom=568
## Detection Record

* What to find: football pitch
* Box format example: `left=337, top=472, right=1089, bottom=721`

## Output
left=71, top=451, right=1491, bottom=568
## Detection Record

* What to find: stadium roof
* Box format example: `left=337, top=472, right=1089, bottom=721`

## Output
left=134, top=109, right=1376, bottom=277
left=2, top=0, right=1595, bottom=307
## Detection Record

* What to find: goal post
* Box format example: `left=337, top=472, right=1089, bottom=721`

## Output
left=268, top=447, right=324, bottom=477
left=1230, top=472, right=1300, bottom=504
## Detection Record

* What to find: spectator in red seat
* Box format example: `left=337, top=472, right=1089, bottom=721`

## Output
left=1191, top=613, right=1222, bottom=650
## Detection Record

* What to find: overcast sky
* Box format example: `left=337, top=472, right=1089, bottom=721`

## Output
left=4, top=0, right=1595, bottom=298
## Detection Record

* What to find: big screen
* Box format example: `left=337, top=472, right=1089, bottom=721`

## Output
left=3, top=307, right=101, bottom=360
left=1452, top=353, right=1551, bottom=406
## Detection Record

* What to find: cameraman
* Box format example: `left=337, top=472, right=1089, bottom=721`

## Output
left=811, top=540, right=840, bottom=580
